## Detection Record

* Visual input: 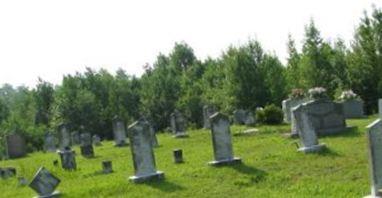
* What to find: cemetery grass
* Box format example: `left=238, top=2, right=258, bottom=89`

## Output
left=0, top=116, right=377, bottom=198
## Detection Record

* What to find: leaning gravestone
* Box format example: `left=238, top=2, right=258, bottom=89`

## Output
left=128, top=120, right=164, bottom=183
left=44, top=132, right=56, bottom=152
left=112, top=116, right=128, bottom=147
left=29, top=167, right=60, bottom=198
left=80, top=133, right=94, bottom=158
left=57, top=147, right=76, bottom=170
left=282, top=98, right=307, bottom=123
left=170, top=110, right=188, bottom=138
left=208, top=112, right=241, bottom=166
left=140, top=117, right=159, bottom=147
left=292, top=105, right=326, bottom=153
left=5, top=133, right=27, bottom=159
left=70, top=131, right=80, bottom=146
left=341, top=99, right=365, bottom=119
left=203, top=105, right=217, bottom=129
left=58, top=123, right=70, bottom=150
left=365, top=119, right=382, bottom=197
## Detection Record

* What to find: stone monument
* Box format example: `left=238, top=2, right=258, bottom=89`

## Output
left=44, top=132, right=56, bottom=152
left=282, top=98, right=307, bottom=123
left=29, top=167, right=60, bottom=198
left=365, top=119, right=382, bottom=197
left=58, top=123, right=70, bottom=150
left=112, top=116, right=128, bottom=147
left=80, top=133, right=94, bottom=158
left=203, top=105, right=217, bottom=129
left=170, top=110, right=188, bottom=138
left=57, top=147, right=76, bottom=170
left=5, top=133, right=27, bottom=159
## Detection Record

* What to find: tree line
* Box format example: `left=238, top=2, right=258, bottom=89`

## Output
left=0, top=6, right=381, bottom=152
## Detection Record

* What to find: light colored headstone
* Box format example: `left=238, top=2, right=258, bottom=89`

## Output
left=170, top=110, right=188, bottom=138
left=80, top=133, right=94, bottom=158
left=203, top=105, right=217, bottom=129
left=341, top=99, right=365, bottom=118
left=5, top=133, right=26, bottom=159
left=208, top=112, right=241, bottom=166
left=44, top=132, right=56, bottom=152
left=57, top=147, right=76, bottom=170
left=128, top=120, right=164, bottom=183
left=29, top=167, right=60, bottom=198
left=292, top=105, right=326, bottom=153
left=58, top=123, right=70, bottom=150
left=365, top=119, right=382, bottom=197
left=282, top=98, right=307, bottom=123
left=112, top=116, right=128, bottom=147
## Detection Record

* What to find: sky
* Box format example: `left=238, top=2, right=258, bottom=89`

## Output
left=0, top=0, right=381, bottom=88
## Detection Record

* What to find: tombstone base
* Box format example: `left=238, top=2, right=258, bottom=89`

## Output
left=34, top=191, right=60, bottom=198
left=363, top=195, right=382, bottom=198
left=208, top=157, right=242, bottom=166
left=298, top=144, right=326, bottom=153
left=129, top=171, right=165, bottom=183
left=172, top=133, right=189, bottom=138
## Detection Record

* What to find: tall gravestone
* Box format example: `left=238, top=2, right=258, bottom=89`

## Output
left=57, top=147, right=76, bottom=170
left=5, top=133, right=27, bottom=159
left=29, top=167, right=61, bottom=198
left=203, top=105, right=217, bottom=129
left=140, top=117, right=159, bottom=147
left=282, top=98, right=307, bottom=123
left=379, top=99, right=382, bottom=119
left=341, top=99, right=365, bottom=119
left=70, top=131, right=80, bottom=146
left=58, top=123, right=70, bottom=150
left=170, top=110, right=188, bottom=138
left=44, top=132, right=56, bottom=152
left=112, top=116, right=128, bottom=147
left=292, top=105, right=326, bottom=153
left=80, top=133, right=94, bottom=158
left=365, top=119, right=382, bottom=197
left=208, top=112, right=241, bottom=166
left=128, top=120, right=164, bottom=183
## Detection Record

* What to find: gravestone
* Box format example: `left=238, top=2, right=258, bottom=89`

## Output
left=208, top=112, right=241, bottom=166
left=379, top=99, right=382, bottom=119
left=341, top=99, right=365, bottom=118
left=80, top=133, right=94, bottom=158
left=5, top=133, right=27, bottom=159
left=282, top=98, right=307, bottom=123
left=44, top=132, right=56, bottom=152
left=58, top=123, right=70, bottom=150
left=92, top=135, right=102, bottom=146
left=18, top=176, right=28, bottom=186
left=57, top=147, right=76, bottom=170
left=128, top=120, right=164, bottom=183
left=0, top=167, right=16, bottom=179
left=102, top=161, right=113, bottom=174
left=112, top=116, right=128, bottom=147
left=140, top=117, right=159, bottom=147
left=292, top=105, right=326, bottom=153
left=29, top=167, right=60, bottom=198
left=173, top=149, right=183, bottom=163
left=233, top=109, right=255, bottom=125
left=70, top=131, right=80, bottom=146
left=203, top=105, right=217, bottom=129
left=170, top=110, right=188, bottom=138
left=365, top=119, right=382, bottom=197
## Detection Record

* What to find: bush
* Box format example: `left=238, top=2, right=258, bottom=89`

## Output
left=256, top=104, right=283, bottom=124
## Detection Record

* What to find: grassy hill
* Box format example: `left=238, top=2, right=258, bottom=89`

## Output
left=0, top=116, right=377, bottom=197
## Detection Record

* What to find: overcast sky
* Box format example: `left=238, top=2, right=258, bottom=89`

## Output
left=0, top=0, right=380, bottom=87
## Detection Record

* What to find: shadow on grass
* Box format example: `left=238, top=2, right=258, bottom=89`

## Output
left=320, top=126, right=360, bottom=138
left=145, top=179, right=185, bottom=193
left=228, top=163, right=267, bottom=182
left=316, top=146, right=341, bottom=157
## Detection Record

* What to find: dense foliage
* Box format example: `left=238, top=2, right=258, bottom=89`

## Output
left=0, top=6, right=381, bottom=151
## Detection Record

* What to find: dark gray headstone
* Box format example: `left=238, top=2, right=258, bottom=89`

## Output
left=5, top=134, right=27, bottom=159
left=366, top=119, right=382, bottom=197
left=0, top=167, right=16, bottom=179
left=208, top=112, right=241, bottom=166
left=112, top=116, right=127, bottom=147
left=282, top=98, right=307, bottom=123
left=44, top=132, right=56, bottom=152
left=170, top=110, right=188, bottom=138
left=102, top=161, right=113, bottom=174
left=57, top=147, right=76, bottom=170
left=173, top=149, right=183, bottom=163
left=70, top=131, right=80, bottom=146
left=18, top=176, right=28, bottom=186
left=29, top=167, right=60, bottom=198
left=203, top=105, right=217, bottom=129
left=128, top=120, right=164, bottom=183
left=58, top=123, right=70, bottom=150
left=341, top=99, right=365, bottom=118
left=80, top=133, right=94, bottom=158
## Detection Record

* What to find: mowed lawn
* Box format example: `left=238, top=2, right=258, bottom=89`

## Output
left=0, top=116, right=377, bottom=198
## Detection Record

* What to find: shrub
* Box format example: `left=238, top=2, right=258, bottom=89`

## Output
left=256, top=104, right=283, bottom=125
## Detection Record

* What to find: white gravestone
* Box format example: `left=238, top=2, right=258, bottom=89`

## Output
left=282, top=98, right=307, bottom=123
left=365, top=119, right=382, bottom=198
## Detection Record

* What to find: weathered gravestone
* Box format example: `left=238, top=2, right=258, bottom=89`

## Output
left=80, top=133, right=94, bottom=158
left=233, top=109, right=255, bottom=125
left=365, top=119, right=382, bottom=197
left=203, top=105, right=217, bottom=129
left=0, top=167, right=16, bottom=179
left=208, top=112, right=241, bottom=166
left=139, top=117, right=159, bottom=147
left=92, top=135, right=102, bottom=146
left=173, top=149, right=183, bottom=163
left=102, top=161, right=113, bottom=174
left=70, top=131, right=80, bottom=146
left=128, top=120, right=164, bottom=183
left=292, top=105, right=326, bottom=153
left=341, top=99, right=365, bottom=119
left=379, top=99, right=382, bottom=119
left=5, top=133, right=27, bottom=159
left=57, top=147, right=76, bottom=170
left=58, top=123, right=70, bottom=150
left=282, top=98, right=307, bottom=123
left=29, top=167, right=60, bottom=198
left=170, top=110, right=188, bottom=138
left=112, top=116, right=128, bottom=147
left=290, top=99, right=350, bottom=137
left=44, top=132, right=56, bottom=152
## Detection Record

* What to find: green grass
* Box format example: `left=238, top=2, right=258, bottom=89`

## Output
left=0, top=116, right=378, bottom=197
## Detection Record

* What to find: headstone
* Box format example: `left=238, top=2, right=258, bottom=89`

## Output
left=292, top=105, right=326, bottom=153
left=80, top=133, right=94, bottom=158
left=128, top=120, right=164, bottom=183
left=70, top=131, right=80, bottom=146
left=365, top=119, right=382, bottom=197
left=139, top=117, right=159, bottom=147
left=282, top=98, right=307, bottom=123
left=203, top=105, right=217, bottom=129
left=29, top=167, right=60, bottom=198
left=112, top=116, right=128, bottom=147
left=208, top=112, right=241, bottom=166
left=58, top=123, right=70, bottom=150
left=18, top=176, right=28, bottom=186
left=170, top=110, right=188, bottom=138
left=102, top=161, right=113, bottom=174
left=5, top=134, right=27, bottom=159
left=173, top=149, right=183, bottom=163
left=379, top=99, right=382, bottom=119
left=92, top=135, right=102, bottom=146
left=0, top=167, right=16, bottom=179
left=57, top=147, right=76, bottom=170
left=341, top=99, right=365, bottom=119
left=44, top=132, right=56, bottom=152
left=233, top=109, right=255, bottom=125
